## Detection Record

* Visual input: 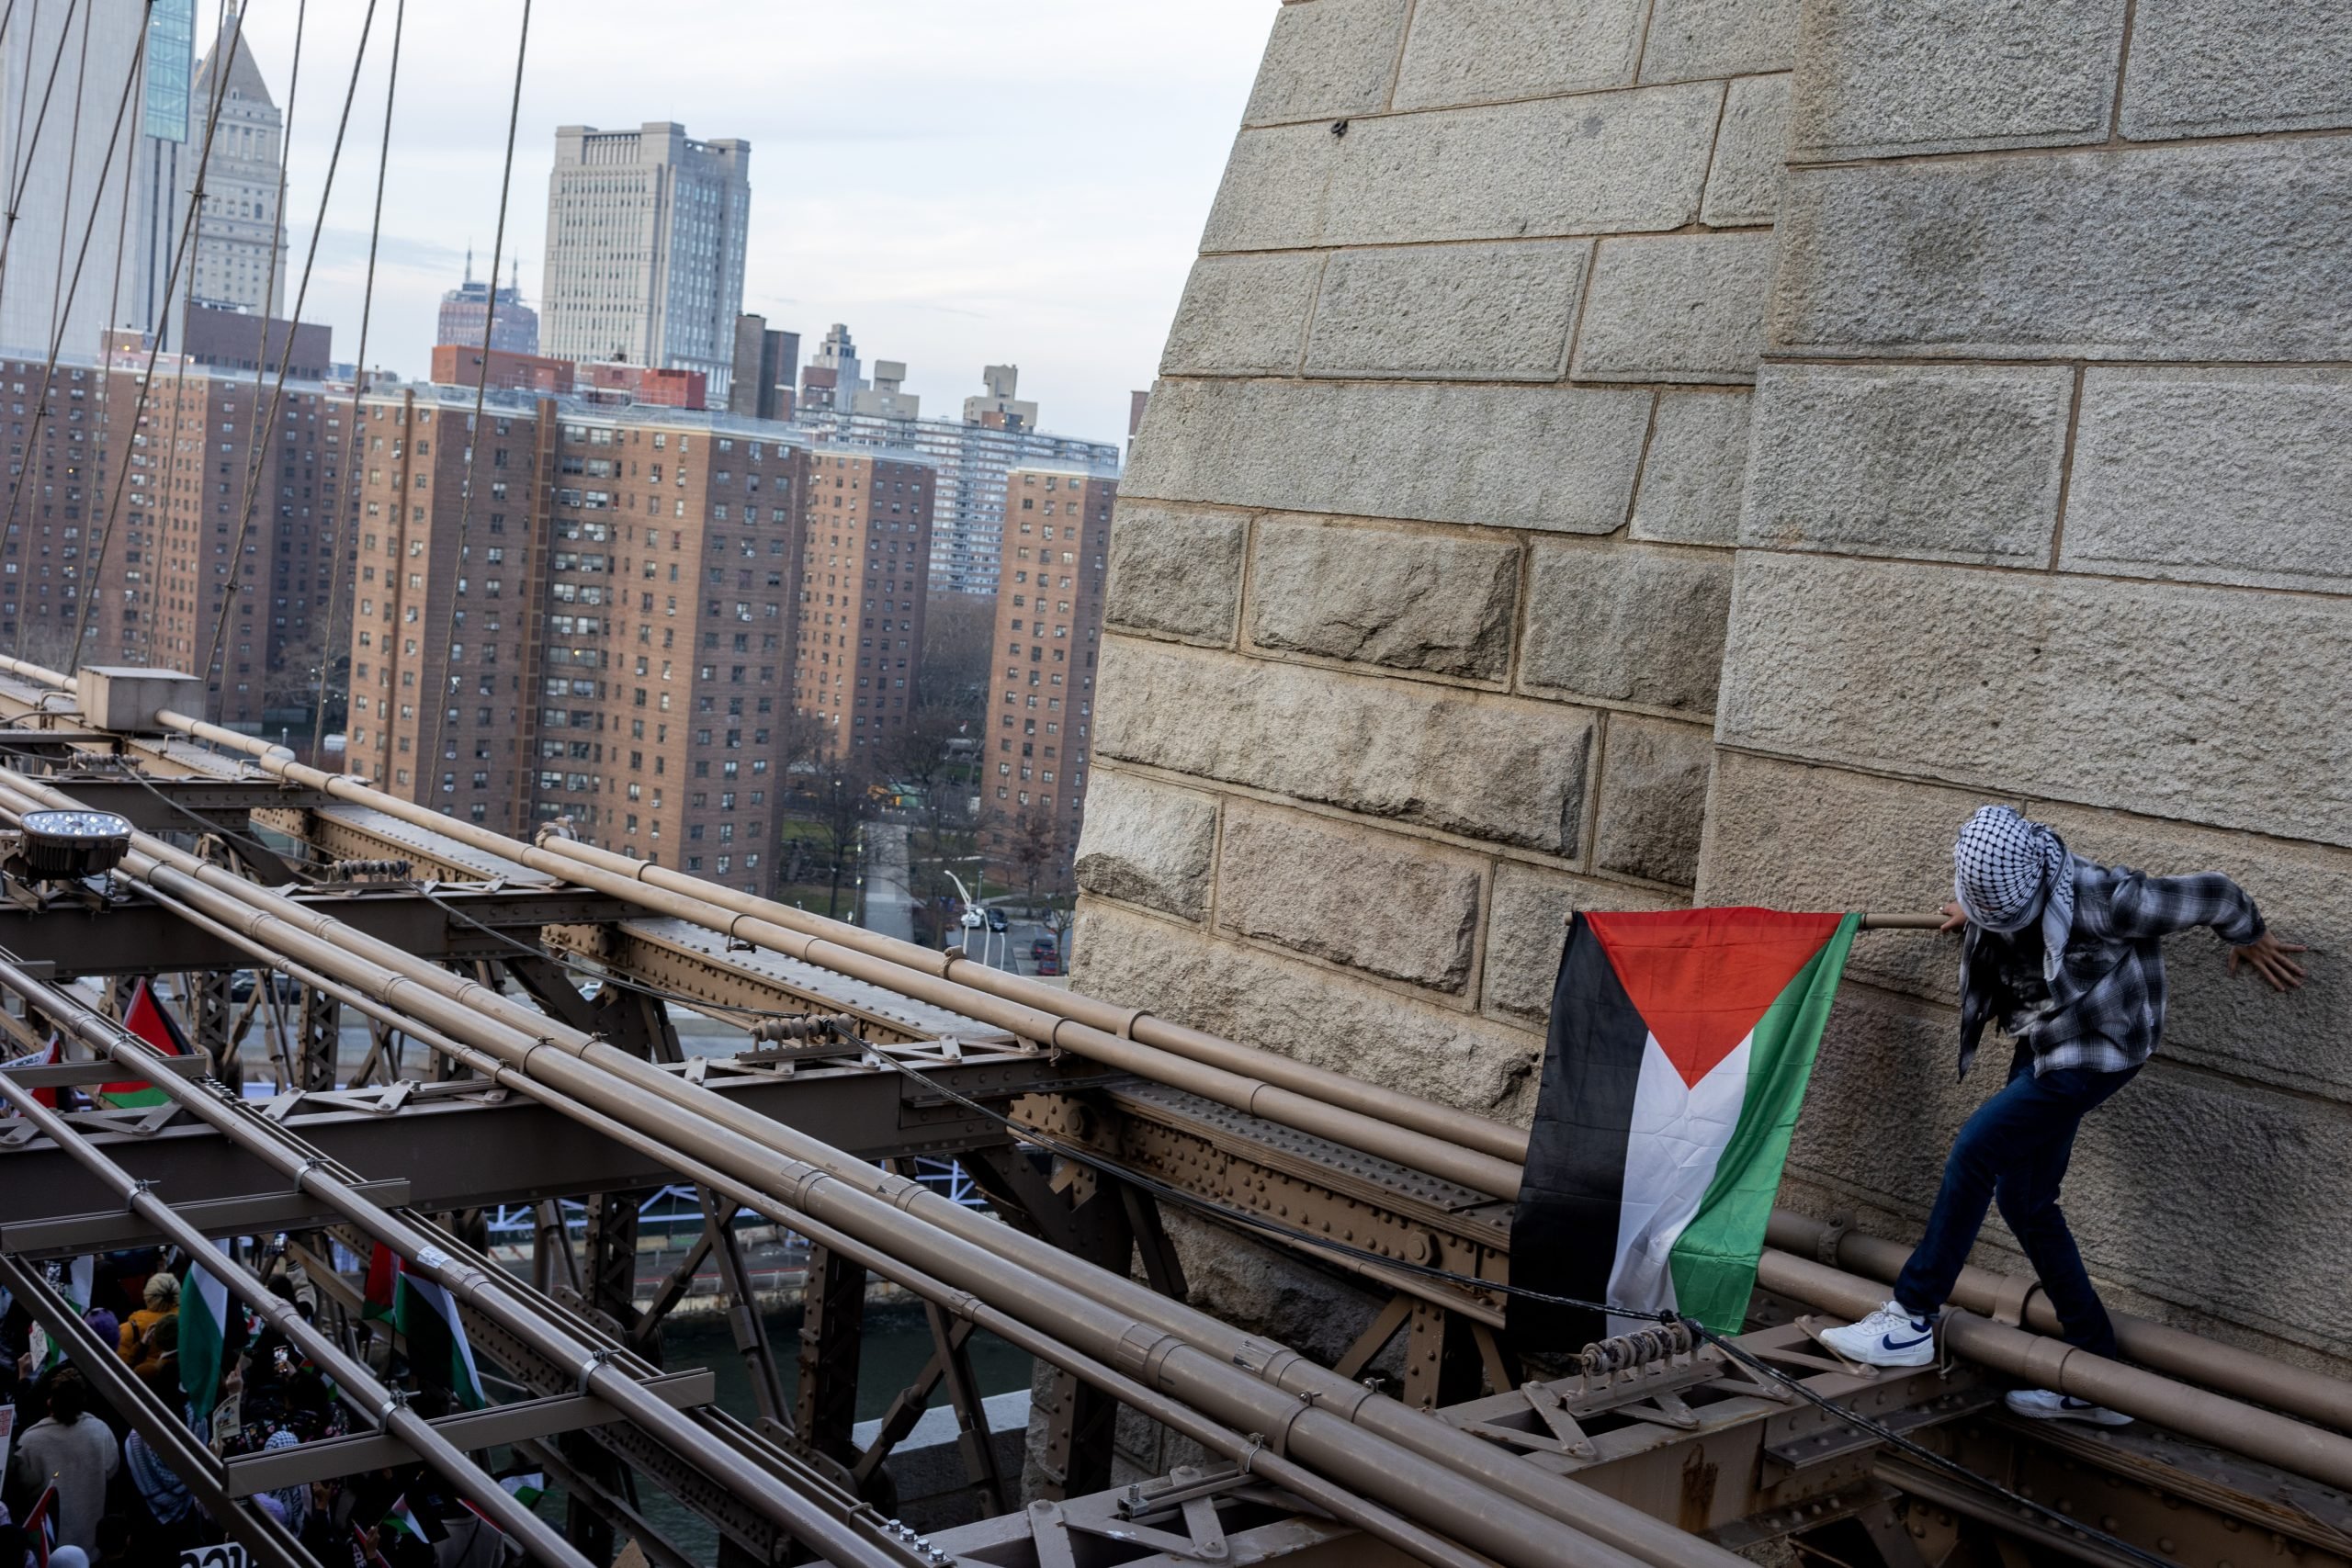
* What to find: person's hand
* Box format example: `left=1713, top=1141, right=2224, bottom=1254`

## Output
left=2228, top=931, right=2308, bottom=991
left=1939, top=901, right=1968, bottom=933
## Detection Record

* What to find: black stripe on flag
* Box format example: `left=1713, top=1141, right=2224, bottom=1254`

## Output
left=1508, top=911, right=1650, bottom=1352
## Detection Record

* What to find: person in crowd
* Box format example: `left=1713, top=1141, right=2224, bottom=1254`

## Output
left=123, top=1426, right=202, bottom=1557
left=1820, top=806, right=2306, bottom=1423
left=8, top=1371, right=119, bottom=1554
left=118, top=1272, right=178, bottom=1375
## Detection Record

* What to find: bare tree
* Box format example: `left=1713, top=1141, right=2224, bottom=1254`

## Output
left=775, top=708, right=831, bottom=806
left=1007, top=803, right=1061, bottom=908
left=809, top=765, right=876, bottom=920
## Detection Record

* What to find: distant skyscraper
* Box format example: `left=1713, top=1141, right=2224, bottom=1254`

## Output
left=436, top=253, right=538, bottom=355
left=187, top=21, right=286, bottom=317
left=540, top=122, right=749, bottom=394
left=965, top=365, right=1036, bottom=431
left=0, top=1, right=172, bottom=355
left=728, top=313, right=797, bottom=422
left=801, top=323, right=861, bottom=414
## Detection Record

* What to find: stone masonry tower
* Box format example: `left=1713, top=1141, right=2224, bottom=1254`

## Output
left=1079, top=0, right=2352, bottom=1379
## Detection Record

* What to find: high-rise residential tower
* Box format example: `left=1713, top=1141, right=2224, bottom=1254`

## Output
left=791, top=449, right=933, bottom=761
left=980, top=466, right=1112, bottom=873
left=437, top=254, right=539, bottom=355
left=187, top=22, right=286, bottom=317
left=540, top=123, right=749, bottom=396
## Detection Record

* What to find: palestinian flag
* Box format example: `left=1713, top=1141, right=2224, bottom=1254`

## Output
left=1510, top=908, right=1859, bottom=1347
left=36, top=1257, right=93, bottom=1372
left=0, top=1035, right=60, bottom=1111
left=498, top=1471, right=547, bottom=1509
left=382, top=1495, right=448, bottom=1545
left=101, top=980, right=192, bottom=1109
left=366, top=1242, right=485, bottom=1408
left=180, top=1240, right=237, bottom=1422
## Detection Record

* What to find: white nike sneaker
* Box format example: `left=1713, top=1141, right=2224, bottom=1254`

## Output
left=1815, top=1300, right=1939, bottom=1367
left=2006, top=1388, right=2132, bottom=1426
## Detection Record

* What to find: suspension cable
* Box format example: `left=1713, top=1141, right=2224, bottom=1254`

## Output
left=307, top=0, right=401, bottom=763
left=417, top=0, right=531, bottom=781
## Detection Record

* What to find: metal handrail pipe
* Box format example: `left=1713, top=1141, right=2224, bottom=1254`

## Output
left=4, top=777, right=1718, bottom=1568
left=1754, top=1249, right=2352, bottom=1491
left=0, top=950, right=929, bottom=1568
left=72, top=897, right=1506, bottom=1568
left=0, top=653, right=73, bottom=690
left=0, top=1066, right=588, bottom=1567
left=1763, top=1210, right=2352, bottom=1436
left=138, top=714, right=1540, bottom=1182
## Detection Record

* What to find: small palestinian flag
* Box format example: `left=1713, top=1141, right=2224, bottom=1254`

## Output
left=101, top=980, right=192, bottom=1109
left=1510, top=908, right=1859, bottom=1347
left=180, top=1239, right=237, bottom=1421
left=383, top=1495, right=448, bottom=1544
left=38, top=1256, right=94, bottom=1371
left=366, top=1242, right=485, bottom=1408
left=499, top=1471, right=547, bottom=1509
left=0, top=1035, right=60, bottom=1111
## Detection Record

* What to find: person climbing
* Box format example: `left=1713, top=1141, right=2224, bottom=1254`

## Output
left=1818, top=805, right=2306, bottom=1423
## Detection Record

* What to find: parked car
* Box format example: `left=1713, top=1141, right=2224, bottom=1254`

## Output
left=1035, top=955, right=1062, bottom=976
left=1030, top=938, right=1057, bottom=962
left=985, top=908, right=1008, bottom=932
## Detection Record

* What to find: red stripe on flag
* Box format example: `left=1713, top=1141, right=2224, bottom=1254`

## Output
left=1584, top=908, right=1846, bottom=1089
left=103, top=978, right=191, bottom=1102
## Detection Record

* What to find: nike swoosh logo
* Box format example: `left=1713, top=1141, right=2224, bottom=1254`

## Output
left=1881, top=1330, right=1934, bottom=1350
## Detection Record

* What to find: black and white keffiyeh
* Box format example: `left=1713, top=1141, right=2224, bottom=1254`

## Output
left=1952, top=804, right=2075, bottom=981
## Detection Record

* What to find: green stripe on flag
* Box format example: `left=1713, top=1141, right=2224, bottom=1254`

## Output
left=1668, top=911, right=1860, bottom=1333
left=180, top=1242, right=235, bottom=1421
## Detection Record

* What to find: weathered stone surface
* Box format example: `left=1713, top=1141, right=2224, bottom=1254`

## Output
left=2062, top=369, right=2352, bottom=592
left=1218, top=804, right=1485, bottom=991
left=1161, top=1210, right=1391, bottom=1366
left=1303, top=241, right=1588, bottom=381
left=1243, top=0, right=1412, bottom=125
left=1791, top=987, right=2352, bottom=1361
left=1160, top=254, right=1322, bottom=377
left=1103, top=501, right=1247, bottom=646
left=1571, top=231, right=1774, bottom=384
left=1700, top=73, right=1792, bottom=228
left=1789, top=0, right=2127, bottom=159
left=1482, top=862, right=1680, bottom=1025
left=1391, top=0, right=1645, bottom=108
left=1773, top=140, right=2352, bottom=361
left=1630, top=390, right=1749, bottom=548
left=1070, top=901, right=1544, bottom=1120
left=2120, top=0, right=2352, bottom=140
left=1097, top=637, right=1595, bottom=855
left=1739, top=363, right=2071, bottom=566
left=1071, top=769, right=1218, bottom=922
left=1594, top=716, right=1713, bottom=885
left=1716, top=552, right=2352, bottom=848
left=1203, top=82, right=1722, bottom=252
left=1247, top=519, right=1520, bottom=680
left=1698, top=750, right=2352, bottom=1104
left=1122, top=378, right=1653, bottom=536
left=1521, top=542, right=1732, bottom=713
left=1640, top=0, right=1801, bottom=78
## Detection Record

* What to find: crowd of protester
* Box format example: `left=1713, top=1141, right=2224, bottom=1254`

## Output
left=0, top=1247, right=525, bottom=1565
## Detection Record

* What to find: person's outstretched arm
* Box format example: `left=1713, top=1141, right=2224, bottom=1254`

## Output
left=2102, top=869, right=2308, bottom=991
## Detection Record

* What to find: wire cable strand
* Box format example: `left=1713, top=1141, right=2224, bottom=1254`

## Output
left=308, top=0, right=402, bottom=764
left=65, top=2, right=256, bottom=670
left=417, top=0, right=531, bottom=781
left=198, top=0, right=384, bottom=724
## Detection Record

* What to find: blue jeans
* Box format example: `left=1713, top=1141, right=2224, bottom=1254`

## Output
left=1894, top=1044, right=2138, bottom=1361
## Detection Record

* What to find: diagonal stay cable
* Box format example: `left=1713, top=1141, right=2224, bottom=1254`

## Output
left=196, top=0, right=382, bottom=724
left=0, top=5, right=150, bottom=603
left=417, top=0, right=530, bottom=784
left=0, top=0, right=84, bottom=305
left=63, top=0, right=253, bottom=669
left=307, top=0, right=401, bottom=763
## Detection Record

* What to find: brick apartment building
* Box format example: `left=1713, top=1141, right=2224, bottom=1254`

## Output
left=343, top=385, right=925, bottom=897
left=0, top=342, right=345, bottom=735
left=980, top=465, right=1114, bottom=871
left=792, top=450, right=933, bottom=762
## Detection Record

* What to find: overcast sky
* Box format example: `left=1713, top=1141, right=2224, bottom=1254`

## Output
left=214, top=2, right=1272, bottom=448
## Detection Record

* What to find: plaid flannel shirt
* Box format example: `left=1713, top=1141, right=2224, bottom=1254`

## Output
left=1959, top=863, right=2265, bottom=1078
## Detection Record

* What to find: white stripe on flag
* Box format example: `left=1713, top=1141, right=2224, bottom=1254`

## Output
left=1603, top=1032, right=1752, bottom=1336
